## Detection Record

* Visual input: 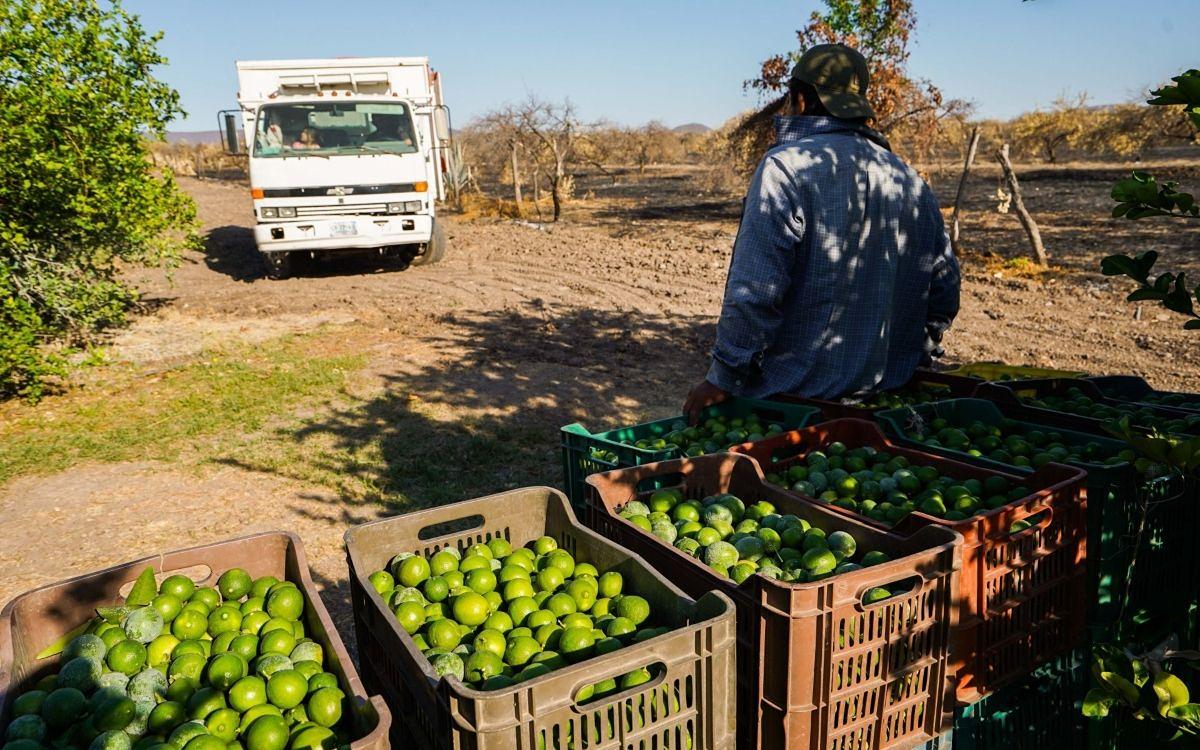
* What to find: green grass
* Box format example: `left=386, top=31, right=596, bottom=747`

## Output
left=0, top=332, right=365, bottom=484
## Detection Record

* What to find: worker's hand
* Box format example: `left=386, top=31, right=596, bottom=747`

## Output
left=683, top=380, right=729, bottom=425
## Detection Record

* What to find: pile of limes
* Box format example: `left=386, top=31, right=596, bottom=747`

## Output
left=1124, top=390, right=1200, bottom=411
left=899, top=415, right=1170, bottom=478
left=759, top=441, right=1030, bottom=527
left=1025, top=388, right=1200, bottom=434
left=588, top=413, right=786, bottom=464
left=850, top=382, right=953, bottom=411
left=618, top=489, right=897, bottom=600
left=3, top=568, right=352, bottom=750
left=368, top=536, right=671, bottom=696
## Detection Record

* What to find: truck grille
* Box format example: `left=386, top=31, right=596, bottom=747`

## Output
left=294, top=202, right=391, bottom=217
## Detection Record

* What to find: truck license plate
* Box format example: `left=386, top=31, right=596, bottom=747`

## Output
left=330, top=221, right=357, bottom=237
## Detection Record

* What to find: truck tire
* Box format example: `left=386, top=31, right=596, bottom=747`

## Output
left=262, top=251, right=293, bottom=280
left=411, top=220, right=446, bottom=266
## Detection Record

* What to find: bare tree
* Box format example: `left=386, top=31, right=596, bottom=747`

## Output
left=517, top=95, right=580, bottom=222
left=949, top=126, right=980, bottom=256
left=996, top=143, right=1048, bottom=266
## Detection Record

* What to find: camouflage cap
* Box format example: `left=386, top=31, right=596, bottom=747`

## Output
left=790, top=43, right=875, bottom=120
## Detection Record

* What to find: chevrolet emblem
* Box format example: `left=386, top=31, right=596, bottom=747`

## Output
left=327, top=186, right=353, bottom=196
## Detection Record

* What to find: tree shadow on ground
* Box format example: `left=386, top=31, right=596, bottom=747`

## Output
left=219, top=303, right=720, bottom=643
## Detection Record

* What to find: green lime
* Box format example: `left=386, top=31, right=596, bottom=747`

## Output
left=41, top=687, right=87, bottom=730
left=205, top=653, right=246, bottom=691
left=424, top=619, right=462, bottom=651
left=392, top=602, right=426, bottom=635
left=421, top=577, right=449, bottom=603
left=11, top=691, right=45, bottom=718
left=160, top=576, right=196, bottom=601
left=4, top=714, right=45, bottom=742
left=621, top=667, right=653, bottom=689
left=240, top=611, right=271, bottom=635
left=228, top=634, right=259, bottom=662
left=396, top=557, right=432, bottom=589
left=208, top=606, right=242, bottom=636
left=185, top=687, right=226, bottom=721
left=171, top=610, right=208, bottom=641
left=472, top=629, right=506, bottom=658
left=181, top=735, right=225, bottom=750
left=287, top=725, right=334, bottom=750
left=105, top=640, right=147, bottom=676
left=258, top=629, right=297, bottom=657
left=304, top=688, right=343, bottom=729
left=503, top=636, right=541, bottom=668
left=168, top=720, right=208, bottom=749
left=217, top=569, right=253, bottom=601
left=203, top=708, right=239, bottom=742
left=613, top=596, right=650, bottom=626
left=189, top=588, right=221, bottom=611
left=147, top=700, right=187, bottom=734
left=265, top=670, right=307, bottom=710
left=307, top=672, right=339, bottom=693
left=466, top=569, right=497, bottom=595
left=237, top=704, right=281, bottom=733
left=152, top=595, right=184, bottom=624
left=559, top=627, right=595, bottom=662
left=264, top=589, right=304, bottom=621
left=535, top=567, right=564, bottom=593
left=244, top=714, right=289, bottom=750
left=451, top=592, right=490, bottom=627
left=91, top=730, right=133, bottom=750
left=464, top=651, right=504, bottom=684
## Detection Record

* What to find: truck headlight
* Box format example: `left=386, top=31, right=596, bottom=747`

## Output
left=278, top=206, right=297, bottom=218
left=387, top=203, right=404, bottom=214
left=405, top=200, right=423, bottom=212
left=261, top=207, right=278, bottom=219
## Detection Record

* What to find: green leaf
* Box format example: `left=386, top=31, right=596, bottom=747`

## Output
left=1184, top=319, right=1200, bottom=330
left=1101, top=254, right=1151, bottom=282
left=1128, top=288, right=1165, bottom=302
left=1083, top=688, right=1116, bottom=718
left=124, top=566, right=157, bottom=606
left=35, top=618, right=95, bottom=659
left=96, top=605, right=131, bottom=624
left=1167, top=703, right=1200, bottom=728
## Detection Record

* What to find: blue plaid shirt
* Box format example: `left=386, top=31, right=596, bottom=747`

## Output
left=707, top=116, right=960, bottom=400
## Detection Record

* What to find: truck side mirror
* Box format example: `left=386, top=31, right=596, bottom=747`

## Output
left=218, top=110, right=244, bottom=154
left=433, top=106, right=451, bottom=142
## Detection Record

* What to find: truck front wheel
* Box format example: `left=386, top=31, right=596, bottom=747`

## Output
left=411, top=221, right=446, bottom=266
left=261, top=251, right=293, bottom=280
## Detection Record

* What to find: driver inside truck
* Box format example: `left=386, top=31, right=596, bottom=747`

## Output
left=368, top=114, right=414, bottom=148
left=290, top=128, right=321, bottom=150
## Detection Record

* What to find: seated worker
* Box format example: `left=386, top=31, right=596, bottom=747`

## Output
left=684, top=43, right=960, bottom=420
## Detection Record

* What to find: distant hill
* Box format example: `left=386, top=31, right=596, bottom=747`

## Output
left=166, top=130, right=222, bottom=145
left=672, top=123, right=711, bottom=134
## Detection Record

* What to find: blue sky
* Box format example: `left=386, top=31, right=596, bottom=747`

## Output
left=128, top=0, right=1194, bottom=132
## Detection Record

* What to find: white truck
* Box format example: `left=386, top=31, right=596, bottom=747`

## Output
left=223, top=57, right=451, bottom=278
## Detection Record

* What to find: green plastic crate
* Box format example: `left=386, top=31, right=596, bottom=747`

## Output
left=950, top=647, right=1089, bottom=750
left=560, top=397, right=819, bottom=510
left=1088, top=375, right=1200, bottom=413
left=876, top=398, right=1197, bottom=645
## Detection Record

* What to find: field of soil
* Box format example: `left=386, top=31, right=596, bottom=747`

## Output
left=3, top=163, right=1198, bottom=653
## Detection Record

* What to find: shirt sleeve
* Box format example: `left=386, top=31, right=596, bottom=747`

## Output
left=707, top=155, right=804, bottom=394
left=925, top=208, right=961, bottom=355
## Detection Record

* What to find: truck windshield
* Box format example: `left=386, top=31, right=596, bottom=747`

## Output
left=253, top=101, right=418, bottom=157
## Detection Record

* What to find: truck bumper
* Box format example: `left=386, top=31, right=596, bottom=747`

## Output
left=253, top=215, right=433, bottom=253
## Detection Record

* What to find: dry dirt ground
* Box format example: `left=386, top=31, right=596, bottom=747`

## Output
left=3, top=165, right=1198, bottom=651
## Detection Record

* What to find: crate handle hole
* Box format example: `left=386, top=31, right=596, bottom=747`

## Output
left=1007, top=508, right=1051, bottom=537
left=860, top=575, right=920, bottom=607
left=572, top=661, right=667, bottom=708
left=417, top=514, right=485, bottom=541
left=119, top=563, right=213, bottom=597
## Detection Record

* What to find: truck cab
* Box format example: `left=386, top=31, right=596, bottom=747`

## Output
left=229, top=57, right=451, bottom=278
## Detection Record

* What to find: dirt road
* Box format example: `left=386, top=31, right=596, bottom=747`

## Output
left=3, top=170, right=1198, bottom=647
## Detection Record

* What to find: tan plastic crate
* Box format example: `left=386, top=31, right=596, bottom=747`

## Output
left=345, top=487, right=737, bottom=750
left=0, top=531, right=390, bottom=750
left=586, top=454, right=962, bottom=750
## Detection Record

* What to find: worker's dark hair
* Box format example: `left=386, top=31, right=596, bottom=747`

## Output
left=787, top=78, right=870, bottom=125
left=787, top=79, right=829, bottom=117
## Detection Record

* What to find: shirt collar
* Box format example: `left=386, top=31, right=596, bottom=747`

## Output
left=773, top=115, right=892, bottom=151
